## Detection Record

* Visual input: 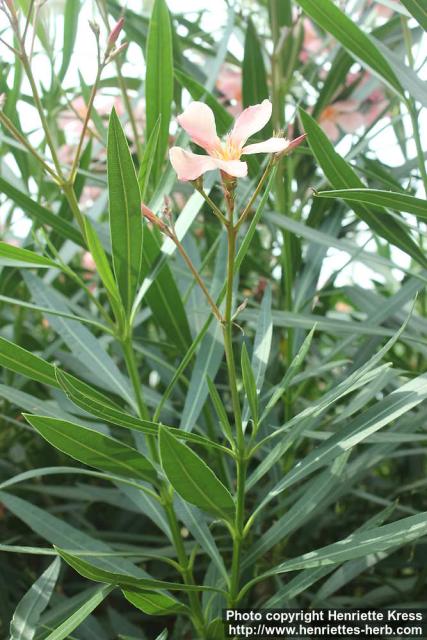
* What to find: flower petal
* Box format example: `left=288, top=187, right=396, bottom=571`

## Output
left=169, top=147, right=218, bottom=181
left=231, top=99, right=272, bottom=147
left=242, top=137, right=289, bottom=155
left=177, top=102, right=220, bottom=152
left=213, top=158, right=248, bottom=178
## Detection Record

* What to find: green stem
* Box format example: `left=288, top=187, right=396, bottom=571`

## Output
left=122, top=335, right=205, bottom=632
left=163, top=495, right=206, bottom=636
left=61, top=182, right=87, bottom=240
left=121, top=335, right=150, bottom=422
left=69, top=63, right=104, bottom=184
left=407, top=100, right=427, bottom=199
left=20, top=49, right=64, bottom=180
left=222, top=197, right=247, bottom=607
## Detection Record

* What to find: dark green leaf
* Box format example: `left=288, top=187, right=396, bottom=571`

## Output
left=159, top=427, right=235, bottom=521
left=24, top=415, right=157, bottom=484
left=145, top=0, right=173, bottom=184
left=108, top=107, right=143, bottom=315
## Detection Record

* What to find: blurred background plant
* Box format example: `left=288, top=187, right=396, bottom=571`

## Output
left=0, top=0, right=427, bottom=639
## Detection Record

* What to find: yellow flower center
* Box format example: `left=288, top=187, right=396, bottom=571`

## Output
left=212, top=135, right=242, bottom=161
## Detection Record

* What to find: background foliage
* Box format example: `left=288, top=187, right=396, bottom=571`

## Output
left=0, top=0, right=427, bottom=638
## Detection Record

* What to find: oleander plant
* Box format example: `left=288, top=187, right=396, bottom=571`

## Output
left=0, top=0, right=427, bottom=638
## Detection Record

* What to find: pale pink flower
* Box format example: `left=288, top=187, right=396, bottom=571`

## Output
left=319, top=100, right=365, bottom=141
left=81, top=251, right=96, bottom=272
left=169, top=100, right=291, bottom=181
left=216, top=65, right=242, bottom=116
left=300, top=19, right=324, bottom=63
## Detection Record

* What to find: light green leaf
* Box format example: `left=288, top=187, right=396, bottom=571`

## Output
left=317, top=188, right=427, bottom=219
left=241, top=343, right=259, bottom=426
left=0, top=336, right=59, bottom=388
left=107, top=107, right=143, bottom=315
left=24, top=414, right=157, bottom=484
left=159, top=427, right=235, bottom=522
left=0, top=242, right=58, bottom=269
left=260, top=324, right=316, bottom=423
left=43, top=585, right=114, bottom=640
left=122, top=590, right=188, bottom=616
left=259, top=511, right=427, bottom=578
left=242, top=19, right=271, bottom=136
left=10, top=557, right=60, bottom=640
left=58, top=0, right=81, bottom=82
left=138, top=114, right=161, bottom=201
left=145, top=0, right=173, bottom=183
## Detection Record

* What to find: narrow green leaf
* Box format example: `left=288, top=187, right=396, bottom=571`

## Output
left=138, top=114, right=161, bottom=201
left=58, top=0, right=81, bottom=82
left=43, top=585, right=114, bottom=640
left=123, top=590, right=188, bottom=616
left=299, top=109, right=427, bottom=268
left=159, top=427, right=235, bottom=521
left=317, top=188, right=427, bottom=219
left=24, top=415, right=157, bottom=484
left=57, top=549, right=222, bottom=593
left=10, top=557, right=60, bottom=640
left=261, top=324, right=316, bottom=423
left=0, top=336, right=59, bottom=388
left=261, top=511, right=427, bottom=577
left=55, top=369, right=229, bottom=454
left=107, top=107, right=143, bottom=315
left=145, top=0, right=173, bottom=183
left=241, top=343, right=259, bottom=425
left=242, top=20, right=271, bottom=136
left=0, top=242, right=58, bottom=269
left=243, top=285, right=272, bottom=429
left=207, top=377, right=233, bottom=444
left=400, top=0, right=427, bottom=30
left=296, top=0, right=403, bottom=96
left=83, top=217, right=122, bottom=305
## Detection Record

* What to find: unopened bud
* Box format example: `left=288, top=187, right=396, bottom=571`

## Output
left=107, top=41, right=128, bottom=62
left=89, top=20, right=100, bottom=38
left=279, top=133, right=307, bottom=158
left=141, top=203, right=169, bottom=233
left=107, top=17, right=124, bottom=48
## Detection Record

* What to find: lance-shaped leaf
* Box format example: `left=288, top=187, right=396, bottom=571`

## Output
left=145, top=0, right=173, bottom=184
left=123, top=589, right=188, bottom=616
left=159, top=427, right=235, bottom=522
left=299, top=110, right=427, bottom=269
left=248, top=511, right=427, bottom=587
left=57, top=549, right=222, bottom=593
left=242, top=19, right=271, bottom=138
left=0, top=242, right=58, bottom=269
left=10, top=557, right=60, bottom=640
left=24, top=415, right=157, bottom=484
left=401, top=0, right=427, bottom=30
left=0, top=336, right=59, bottom=388
left=316, top=188, right=427, bottom=220
left=107, top=107, right=143, bottom=315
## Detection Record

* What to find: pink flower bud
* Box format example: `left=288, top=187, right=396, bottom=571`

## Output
left=107, top=17, right=124, bottom=47
left=141, top=203, right=168, bottom=233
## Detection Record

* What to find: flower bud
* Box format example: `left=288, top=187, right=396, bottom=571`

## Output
left=280, top=133, right=307, bottom=157
left=141, top=203, right=169, bottom=233
left=107, top=17, right=124, bottom=48
left=89, top=20, right=100, bottom=38
left=107, top=42, right=128, bottom=62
